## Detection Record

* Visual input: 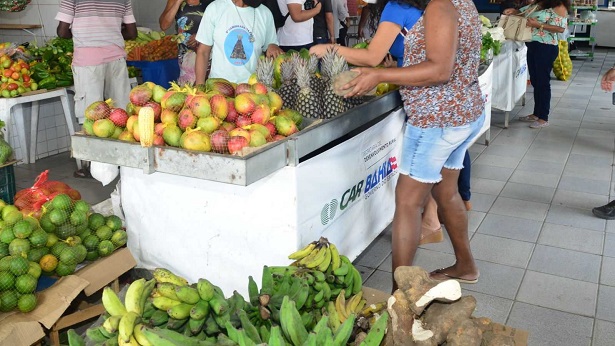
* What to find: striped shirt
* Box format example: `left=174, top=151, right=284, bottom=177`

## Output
left=55, top=0, right=136, bottom=66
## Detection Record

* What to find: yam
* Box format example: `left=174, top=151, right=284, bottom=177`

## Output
left=387, top=290, right=417, bottom=346
left=419, top=296, right=477, bottom=345
left=394, top=266, right=462, bottom=315
left=446, top=319, right=482, bottom=346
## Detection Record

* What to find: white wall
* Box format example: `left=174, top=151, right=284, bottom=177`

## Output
left=0, top=0, right=169, bottom=163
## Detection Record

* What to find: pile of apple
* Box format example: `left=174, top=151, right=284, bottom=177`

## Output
left=0, top=43, right=37, bottom=98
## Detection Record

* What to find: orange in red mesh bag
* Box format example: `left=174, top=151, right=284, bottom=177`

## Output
left=14, top=170, right=81, bottom=217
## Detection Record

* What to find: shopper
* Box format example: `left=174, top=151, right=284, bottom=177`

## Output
left=339, top=0, right=485, bottom=289
left=503, top=0, right=568, bottom=129
left=311, top=0, right=443, bottom=244
left=313, top=0, right=335, bottom=44
left=335, top=0, right=350, bottom=46
left=160, top=0, right=211, bottom=85
left=56, top=0, right=137, bottom=178
left=591, top=67, right=615, bottom=220
left=277, top=0, right=322, bottom=51
left=194, top=0, right=284, bottom=84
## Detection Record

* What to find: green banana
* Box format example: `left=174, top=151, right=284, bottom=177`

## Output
left=190, top=299, right=211, bottom=320
left=189, top=317, right=207, bottom=335
left=197, top=278, right=216, bottom=301
left=86, top=327, right=109, bottom=343
left=238, top=309, right=262, bottom=344
left=213, top=311, right=231, bottom=329
left=98, top=326, right=117, bottom=339
left=208, top=293, right=229, bottom=315
left=329, top=243, right=342, bottom=271
left=322, top=281, right=332, bottom=301
left=261, top=266, right=274, bottom=297
left=133, top=323, right=153, bottom=346
left=301, top=311, right=315, bottom=329
left=312, top=315, right=329, bottom=334
left=166, top=317, right=189, bottom=331
left=125, top=278, right=145, bottom=314
left=312, top=270, right=326, bottom=282
left=333, top=313, right=355, bottom=346
left=231, top=290, right=247, bottom=311
left=303, top=333, right=317, bottom=346
left=345, top=281, right=354, bottom=299
left=203, top=314, right=221, bottom=335
left=142, top=300, right=156, bottom=320
left=138, top=325, right=201, bottom=346
left=313, top=289, right=324, bottom=303
left=225, top=321, right=240, bottom=343
left=157, top=282, right=180, bottom=300
left=333, top=263, right=349, bottom=276
left=176, top=285, right=201, bottom=304
left=280, top=296, right=308, bottom=346
left=149, top=309, right=170, bottom=326
left=351, top=266, right=362, bottom=294
left=327, top=302, right=341, bottom=333
left=291, top=283, right=310, bottom=310
left=268, top=326, right=287, bottom=346
left=152, top=296, right=183, bottom=310
left=217, top=333, right=238, bottom=345
left=140, top=279, right=156, bottom=315
left=67, top=329, right=85, bottom=346
left=153, top=268, right=189, bottom=286
left=259, top=324, right=271, bottom=342
left=360, top=311, right=389, bottom=346
left=237, top=329, right=257, bottom=346
left=102, top=315, right=122, bottom=333
left=168, top=303, right=194, bottom=319
left=248, top=276, right=259, bottom=306
left=118, top=311, right=140, bottom=343
left=102, top=337, right=119, bottom=346
left=150, top=31, right=161, bottom=40
left=102, top=287, right=127, bottom=316
left=314, top=316, right=333, bottom=345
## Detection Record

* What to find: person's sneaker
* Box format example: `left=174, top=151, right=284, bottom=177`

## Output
left=530, top=120, right=549, bottom=129
left=592, top=200, right=615, bottom=220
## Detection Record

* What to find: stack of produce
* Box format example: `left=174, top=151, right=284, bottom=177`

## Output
left=28, top=37, right=74, bottom=89
left=81, top=79, right=304, bottom=155
left=0, top=120, right=13, bottom=165
left=0, top=42, right=36, bottom=98
left=78, top=237, right=389, bottom=346
left=126, top=31, right=178, bottom=62
left=13, top=169, right=81, bottom=217
left=479, top=15, right=503, bottom=64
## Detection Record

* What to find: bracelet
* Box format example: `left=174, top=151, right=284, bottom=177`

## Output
left=540, top=24, right=544, bottom=31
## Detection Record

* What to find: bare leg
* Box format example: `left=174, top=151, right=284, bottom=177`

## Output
left=430, top=168, right=479, bottom=281
left=420, top=194, right=443, bottom=245
left=391, top=174, right=433, bottom=291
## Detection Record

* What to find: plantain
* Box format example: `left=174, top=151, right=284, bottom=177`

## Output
left=86, top=327, right=109, bottom=343
left=301, top=311, right=315, bottom=329
left=291, top=282, right=310, bottom=311
left=132, top=323, right=152, bottom=346
left=153, top=268, right=189, bottom=286
left=102, top=315, right=122, bottom=334
left=261, top=266, right=274, bottom=297
left=140, top=279, right=156, bottom=312
left=208, top=293, right=229, bottom=315
left=238, top=309, right=262, bottom=344
left=237, top=329, right=257, bottom=346
left=248, top=276, right=259, bottom=306
left=197, top=278, right=216, bottom=301
left=118, top=311, right=140, bottom=343
left=125, top=278, right=145, bottom=315
left=139, top=325, right=204, bottom=346
left=351, top=265, right=363, bottom=294
left=167, top=303, right=194, bottom=320
left=152, top=296, right=182, bottom=310
left=203, top=314, right=221, bottom=335
left=142, top=300, right=156, bottom=320
left=217, top=333, right=238, bottom=346
left=188, top=317, right=207, bottom=335
left=149, top=309, right=170, bottom=326
left=190, top=299, right=210, bottom=320
left=346, top=291, right=363, bottom=317
left=280, top=296, right=308, bottom=346
left=288, top=242, right=316, bottom=260
left=360, top=311, right=389, bottom=346
left=97, top=326, right=117, bottom=339
left=327, top=301, right=341, bottom=332
left=298, top=245, right=324, bottom=267
left=312, top=270, right=326, bottom=283
left=259, top=324, right=271, bottom=342
left=333, top=313, right=356, bottom=346
left=316, top=246, right=332, bottom=272
left=333, top=262, right=349, bottom=276
left=355, top=299, right=367, bottom=315
left=268, top=325, right=287, bottom=346
left=102, top=287, right=127, bottom=316
left=166, top=317, right=189, bottom=331
left=303, top=246, right=328, bottom=269
left=175, top=285, right=200, bottom=305
left=335, top=290, right=349, bottom=322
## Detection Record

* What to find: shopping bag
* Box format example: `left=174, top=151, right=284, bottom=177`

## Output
left=497, top=6, right=537, bottom=42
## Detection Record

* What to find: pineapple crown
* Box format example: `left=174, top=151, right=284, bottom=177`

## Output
left=294, top=59, right=311, bottom=90
left=280, top=59, right=295, bottom=83
left=256, top=56, right=274, bottom=88
left=322, top=48, right=348, bottom=80
left=308, top=54, right=319, bottom=75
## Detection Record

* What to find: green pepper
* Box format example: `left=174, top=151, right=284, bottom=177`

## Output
left=38, top=76, right=57, bottom=90
left=56, top=73, right=73, bottom=82
left=31, top=70, right=50, bottom=82
left=55, top=80, right=73, bottom=87
left=42, top=50, right=54, bottom=62
left=58, top=55, right=71, bottom=67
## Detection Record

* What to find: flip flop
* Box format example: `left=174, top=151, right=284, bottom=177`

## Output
left=73, top=168, right=92, bottom=179
left=430, top=268, right=479, bottom=284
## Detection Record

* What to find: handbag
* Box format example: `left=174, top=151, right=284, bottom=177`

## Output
left=497, top=6, right=537, bottom=42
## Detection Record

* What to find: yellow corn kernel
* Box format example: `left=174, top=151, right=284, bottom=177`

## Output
left=138, top=107, right=155, bottom=147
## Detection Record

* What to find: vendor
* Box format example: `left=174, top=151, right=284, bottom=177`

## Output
left=194, top=0, right=284, bottom=84
left=159, top=0, right=212, bottom=85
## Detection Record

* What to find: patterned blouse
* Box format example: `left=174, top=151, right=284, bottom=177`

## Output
left=520, top=4, right=567, bottom=45
left=176, top=1, right=210, bottom=62
left=399, top=0, right=484, bottom=129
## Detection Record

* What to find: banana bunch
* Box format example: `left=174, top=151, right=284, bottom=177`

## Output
left=136, top=30, right=165, bottom=44
left=124, top=39, right=144, bottom=54
left=330, top=290, right=367, bottom=328
left=86, top=278, right=156, bottom=345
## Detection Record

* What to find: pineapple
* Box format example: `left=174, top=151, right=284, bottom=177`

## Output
left=294, top=59, right=322, bottom=119
left=321, top=49, right=349, bottom=118
left=278, top=57, right=299, bottom=109
left=256, top=56, right=275, bottom=90
left=308, top=54, right=325, bottom=95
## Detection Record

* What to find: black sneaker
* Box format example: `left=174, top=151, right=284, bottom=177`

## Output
left=592, top=200, right=615, bottom=220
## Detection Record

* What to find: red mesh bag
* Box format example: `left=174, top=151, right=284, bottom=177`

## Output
left=14, top=170, right=81, bottom=218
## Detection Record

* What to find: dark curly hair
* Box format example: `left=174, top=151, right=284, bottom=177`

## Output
left=367, top=0, right=430, bottom=34
left=534, top=0, right=570, bottom=11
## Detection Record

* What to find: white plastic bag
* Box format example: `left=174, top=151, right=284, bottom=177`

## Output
left=90, top=161, right=119, bottom=186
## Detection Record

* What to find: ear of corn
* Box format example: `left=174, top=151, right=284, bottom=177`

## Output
left=138, top=107, right=155, bottom=147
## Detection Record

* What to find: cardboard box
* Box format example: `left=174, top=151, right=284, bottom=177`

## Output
left=0, top=247, right=137, bottom=345
left=361, top=286, right=529, bottom=346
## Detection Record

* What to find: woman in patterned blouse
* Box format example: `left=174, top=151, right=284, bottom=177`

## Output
left=504, top=0, right=569, bottom=128
left=340, top=0, right=485, bottom=289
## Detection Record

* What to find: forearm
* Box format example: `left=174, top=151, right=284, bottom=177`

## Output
left=159, top=1, right=182, bottom=30
left=195, top=47, right=211, bottom=84
left=336, top=45, right=386, bottom=67
left=290, top=6, right=321, bottom=22
left=540, top=22, right=565, bottom=34
left=372, top=61, right=453, bottom=87
left=325, top=13, right=335, bottom=41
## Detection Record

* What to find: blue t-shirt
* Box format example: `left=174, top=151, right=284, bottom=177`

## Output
left=379, top=1, right=422, bottom=67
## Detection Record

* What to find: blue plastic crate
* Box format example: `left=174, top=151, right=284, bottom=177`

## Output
left=0, top=163, right=16, bottom=205
left=126, top=59, right=180, bottom=89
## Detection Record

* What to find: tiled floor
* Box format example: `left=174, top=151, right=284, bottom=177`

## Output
left=12, top=49, right=615, bottom=345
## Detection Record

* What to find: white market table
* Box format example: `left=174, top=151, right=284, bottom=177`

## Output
left=491, top=40, right=528, bottom=128
left=0, top=88, right=78, bottom=165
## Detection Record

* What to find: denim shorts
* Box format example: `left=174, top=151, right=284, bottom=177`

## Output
left=399, top=112, right=486, bottom=183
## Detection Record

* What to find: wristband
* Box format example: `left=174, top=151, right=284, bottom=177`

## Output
left=540, top=24, right=544, bottom=31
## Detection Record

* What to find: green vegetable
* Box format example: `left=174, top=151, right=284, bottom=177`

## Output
left=480, top=32, right=501, bottom=62
left=39, top=76, right=57, bottom=90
